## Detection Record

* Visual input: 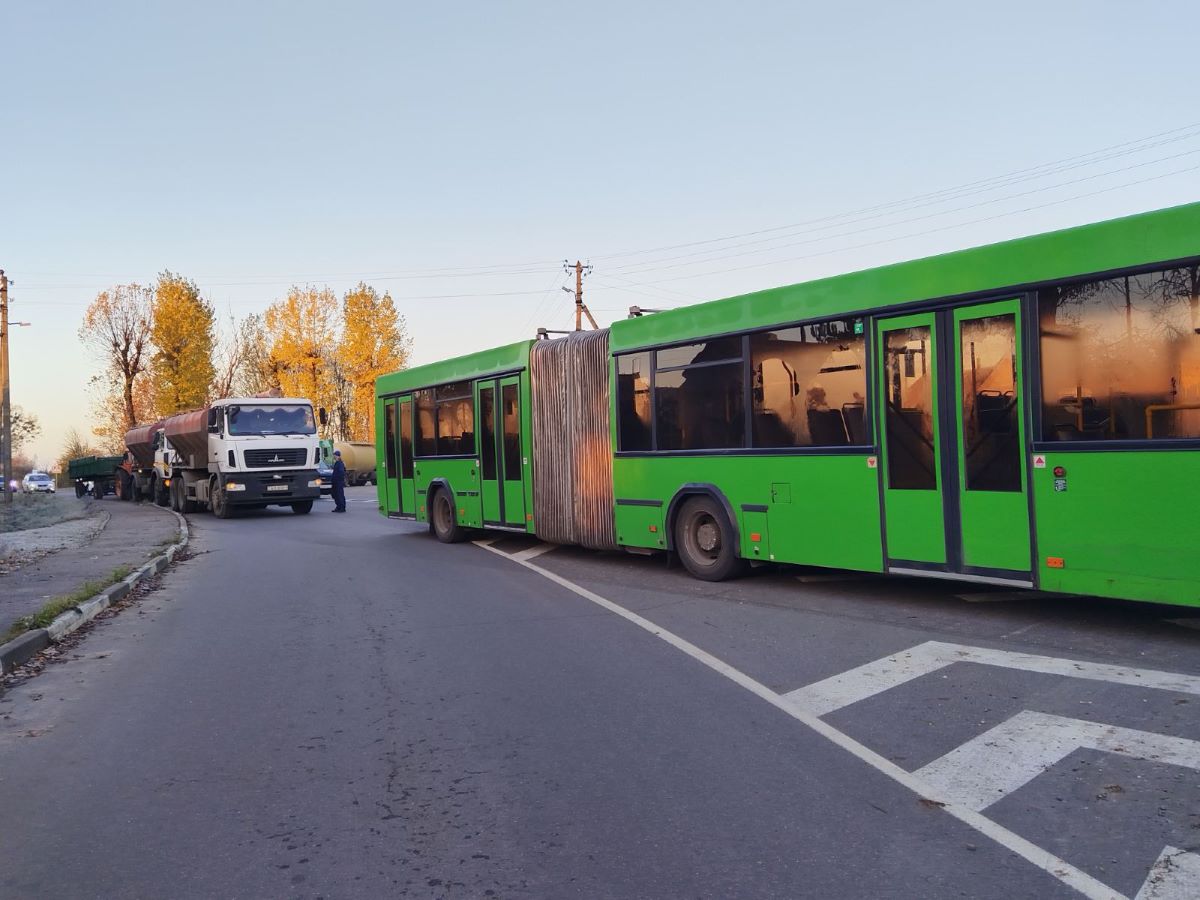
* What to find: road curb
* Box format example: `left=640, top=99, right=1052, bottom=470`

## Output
left=0, top=507, right=189, bottom=675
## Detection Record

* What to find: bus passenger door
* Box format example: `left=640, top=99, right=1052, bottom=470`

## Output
left=382, top=399, right=401, bottom=513
left=477, top=381, right=502, bottom=524
left=499, top=376, right=526, bottom=527
left=876, top=313, right=948, bottom=566
left=952, top=300, right=1031, bottom=575
left=397, top=397, right=416, bottom=516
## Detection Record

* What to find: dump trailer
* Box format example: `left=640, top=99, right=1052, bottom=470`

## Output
left=319, top=439, right=377, bottom=485
left=67, top=455, right=125, bottom=499
left=157, top=397, right=323, bottom=518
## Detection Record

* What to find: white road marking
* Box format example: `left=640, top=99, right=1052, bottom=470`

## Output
left=475, top=541, right=1123, bottom=900
left=1135, top=847, right=1200, bottom=900
left=511, top=543, right=556, bottom=562
left=914, top=710, right=1200, bottom=811
left=783, top=641, right=1200, bottom=718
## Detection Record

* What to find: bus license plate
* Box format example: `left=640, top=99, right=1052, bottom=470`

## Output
left=266, top=484, right=289, bottom=492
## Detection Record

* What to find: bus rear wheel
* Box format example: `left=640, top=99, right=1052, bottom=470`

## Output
left=674, top=496, right=746, bottom=582
left=430, top=489, right=466, bottom=543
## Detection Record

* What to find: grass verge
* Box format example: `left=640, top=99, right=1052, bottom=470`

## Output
left=0, top=565, right=134, bottom=645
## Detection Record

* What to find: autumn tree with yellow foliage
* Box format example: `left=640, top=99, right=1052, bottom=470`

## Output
left=149, top=271, right=216, bottom=416
left=338, top=283, right=411, bottom=440
left=81, top=277, right=410, bottom=446
left=264, top=286, right=339, bottom=420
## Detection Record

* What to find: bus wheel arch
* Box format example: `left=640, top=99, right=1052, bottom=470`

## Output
left=666, top=484, right=746, bottom=582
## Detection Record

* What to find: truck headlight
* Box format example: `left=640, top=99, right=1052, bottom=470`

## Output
left=225, top=482, right=247, bottom=492
left=308, top=479, right=322, bottom=488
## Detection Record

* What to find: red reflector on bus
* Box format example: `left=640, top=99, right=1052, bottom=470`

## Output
left=1046, top=557, right=1065, bottom=569
left=750, top=532, right=761, bottom=542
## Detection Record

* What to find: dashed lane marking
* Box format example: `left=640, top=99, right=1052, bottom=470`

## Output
left=783, top=641, right=1200, bottom=718
left=914, top=710, right=1200, bottom=812
left=475, top=539, right=1121, bottom=900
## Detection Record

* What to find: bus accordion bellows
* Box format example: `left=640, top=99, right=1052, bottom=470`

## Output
left=375, top=202, right=1200, bottom=608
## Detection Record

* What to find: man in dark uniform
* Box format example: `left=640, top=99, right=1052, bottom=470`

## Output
left=330, top=449, right=347, bottom=513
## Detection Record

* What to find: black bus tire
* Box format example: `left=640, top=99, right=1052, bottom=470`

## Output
left=674, top=495, right=747, bottom=582
left=430, top=488, right=466, bottom=544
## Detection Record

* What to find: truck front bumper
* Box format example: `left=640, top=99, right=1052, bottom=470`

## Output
left=222, top=469, right=322, bottom=506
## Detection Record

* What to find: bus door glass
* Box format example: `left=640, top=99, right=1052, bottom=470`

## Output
left=952, top=299, right=1031, bottom=574
left=877, top=312, right=947, bottom=566
left=398, top=397, right=416, bottom=515
left=382, top=399, right=401, bottom=514
left=499, top=376, right=526, bottom=526
left=477, top=381, right=502, bottom=523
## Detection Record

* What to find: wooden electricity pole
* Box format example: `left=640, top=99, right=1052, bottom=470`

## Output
left=563, top=260, right=597, bottom=331
left=1, top=270, right=11, bottom=503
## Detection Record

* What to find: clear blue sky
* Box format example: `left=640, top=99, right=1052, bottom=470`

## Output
left=4, top=1, right=1199, bottom=465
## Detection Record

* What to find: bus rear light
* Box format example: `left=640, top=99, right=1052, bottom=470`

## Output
left=1046, top=557, right=1065, bottom=569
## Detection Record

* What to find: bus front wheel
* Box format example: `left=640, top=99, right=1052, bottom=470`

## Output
left=674, top=495, right=746, bottom=582
left=430, top=489, right=466, bottom=544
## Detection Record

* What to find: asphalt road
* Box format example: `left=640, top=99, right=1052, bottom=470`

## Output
left=1, top=486, right=1197, bottom=899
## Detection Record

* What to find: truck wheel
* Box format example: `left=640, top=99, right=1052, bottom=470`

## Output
left=430, top=488, right=466, bottom=543
left=92, top=480, right=105, bottom=500
left=291, top=500, right=313, bottom=515
left=75, top=481, right=86, bottom=498
left=169, top=478, right=182, bottom=512
left=116, top=470, right=132, bottom=501
left=154, top=478, right=169, bottom=507
left=674, top=495, right=746, bottom=582
left=211, top=481, right=232, bottom=519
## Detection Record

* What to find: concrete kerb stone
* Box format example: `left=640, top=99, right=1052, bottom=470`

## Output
left=0, top=507, right=190, bottom=676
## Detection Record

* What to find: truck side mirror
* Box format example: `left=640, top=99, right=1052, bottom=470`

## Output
left=319, top=407, right=328, bottom=427
left=207, top=408, right=221, bottom=433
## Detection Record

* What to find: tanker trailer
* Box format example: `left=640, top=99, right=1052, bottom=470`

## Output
left=160, top=397, right=323, bottom=518
left=333, top=441, right=377, bottom=486
left=122, top=420, right=166, bottom=503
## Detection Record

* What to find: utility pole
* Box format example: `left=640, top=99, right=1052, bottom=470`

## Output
left=1, top=269, right=11, bottom=504
left=562, top=260, right=597, bottom=331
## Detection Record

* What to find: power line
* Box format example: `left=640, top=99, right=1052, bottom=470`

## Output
left=608, top=148, right=1200, bottom=278
left=626, top=162, right=1200, bottom=286
left=591, top=120, right=1200, bottom=264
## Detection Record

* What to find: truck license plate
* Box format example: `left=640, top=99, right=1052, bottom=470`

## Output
left=266, top=484, right=289, bottom=492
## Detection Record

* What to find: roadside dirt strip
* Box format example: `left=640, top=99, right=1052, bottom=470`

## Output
left=0, top=510, right=189, bottom=677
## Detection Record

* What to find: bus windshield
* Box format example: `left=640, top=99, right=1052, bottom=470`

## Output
left=225, top=404, right=316, bottom=436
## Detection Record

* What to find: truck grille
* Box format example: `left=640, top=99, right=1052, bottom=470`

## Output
left=244, top=448, right=308, bottom=468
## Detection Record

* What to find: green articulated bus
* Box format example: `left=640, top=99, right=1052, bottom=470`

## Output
left=376, top=202, right=1200, bottom=608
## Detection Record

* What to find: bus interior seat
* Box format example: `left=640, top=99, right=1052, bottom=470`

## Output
left=807, top=408, right=849, bottom=445
left=842, top=403, right=866, bottom=444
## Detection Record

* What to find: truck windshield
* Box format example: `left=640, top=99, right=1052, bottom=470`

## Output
left=225, top=405, right=316, bottom=436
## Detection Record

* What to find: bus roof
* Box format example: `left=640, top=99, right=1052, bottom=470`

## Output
left=608, top=200, right=1200, bottom=351
left=376, top=339, right=534, bottom=397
